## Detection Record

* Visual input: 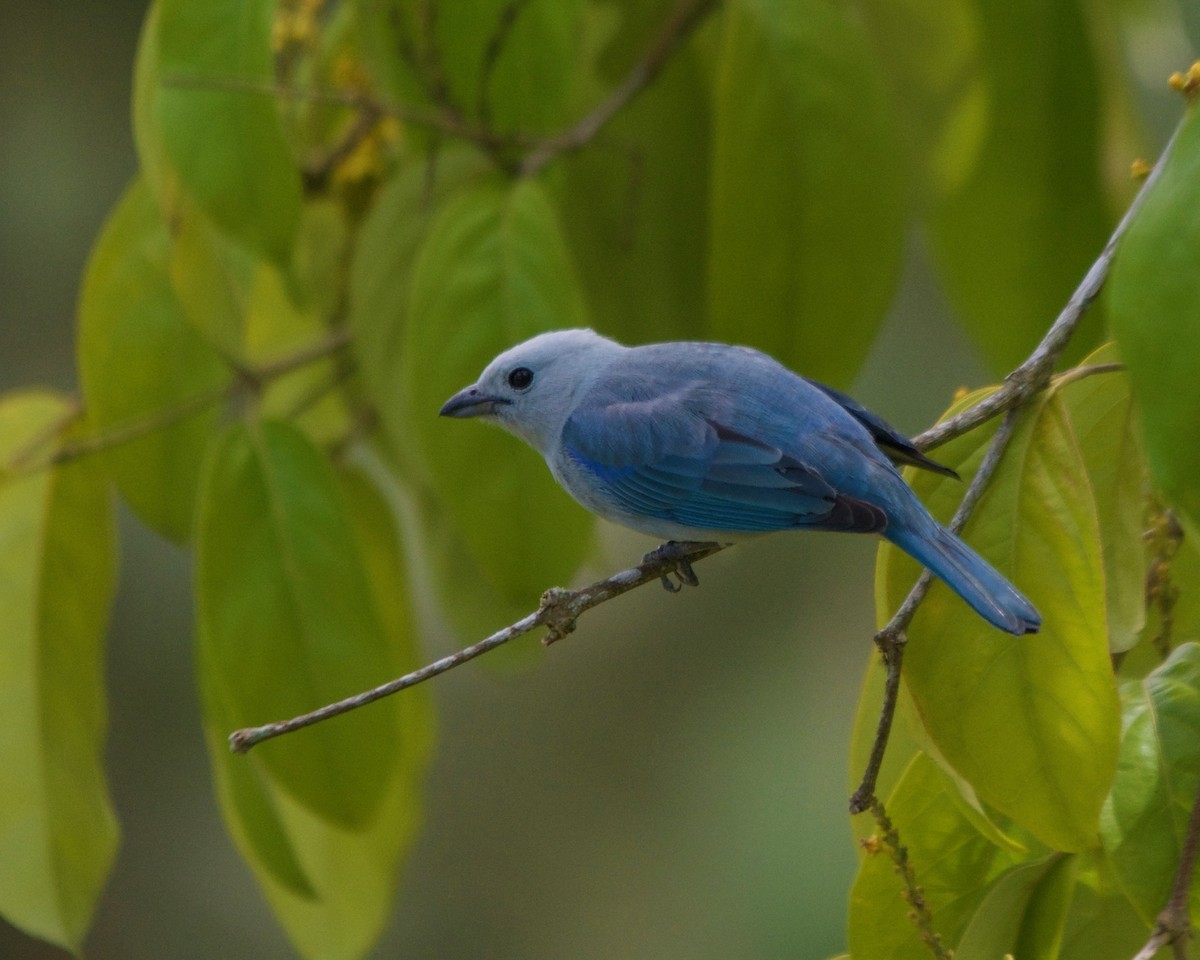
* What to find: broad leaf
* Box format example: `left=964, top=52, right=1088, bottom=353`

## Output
left=878, top=391, right=1119, bottom=851
left=559, top=30, right=711, bottom=345
left=401, top=178, right=594, bottom=605
left=154, top=0, right=302, bottom=264
left=201, top=462, right=430, bottom=960
left=1109, top=103, right=1200, bottom=536
left=434, top=0, right=584, bottom=133
left=1060, top=345, right=1147, bottom=652
left=0, top=392, right=118, bottom=953
left=195, top=420, right=401, bottom=827
left=1101, top=642, right=1200, bottom=924
left=77, top=178, right=229, bottom=543
left=928, top=0, right=1112, bottom=372
left=848, top=753, right=1018, bottom=959
left=349, top=146, right=491, bottom=481
left=707, top=0, right=908, bottom=386
left=955, top=854, right=1075, bottom=960
left=1057, top=854, right=1155, bottom=960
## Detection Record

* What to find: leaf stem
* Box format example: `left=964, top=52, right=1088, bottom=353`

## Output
left=6, top=328, right=352, bottom=475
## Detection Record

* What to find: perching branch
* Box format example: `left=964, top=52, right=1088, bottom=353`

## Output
left=228, top=123, right=1174, bottom=757
left=229, top=541, right=723, bottom=752
left=848, top=120, right=1181, bottom=816
left=1130, top=778, right=1200, bottom=960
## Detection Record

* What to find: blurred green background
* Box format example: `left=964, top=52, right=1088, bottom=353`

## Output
left=0, top=1, right=1189, bottom=958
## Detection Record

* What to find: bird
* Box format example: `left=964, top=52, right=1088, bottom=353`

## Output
left=439, top=329, right=1040, bottom=635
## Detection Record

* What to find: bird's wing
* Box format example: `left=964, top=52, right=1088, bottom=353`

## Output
left=805, top=380, right=959, bottom=480
left=561, top=392, right=887, bottom=534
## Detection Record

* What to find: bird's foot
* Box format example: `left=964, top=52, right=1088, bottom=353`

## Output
left=643, top=541, right=711, bottom=592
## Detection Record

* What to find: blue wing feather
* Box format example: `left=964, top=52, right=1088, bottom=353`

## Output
left=563, top=414, right=886, bottom=535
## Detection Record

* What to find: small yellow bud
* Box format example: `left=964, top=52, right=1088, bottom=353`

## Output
left=1130, top=158, right=1152, bottom=180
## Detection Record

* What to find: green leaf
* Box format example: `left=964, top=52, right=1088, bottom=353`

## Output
left=707, top=0, right=908, bottom=386
left=154, top=0, right=302, bottom=264
left=201, top=462, right=430, bottom=959
left=1059, top=345, right=1148, bottom=652
left=0, top=392, right=118, bottom=953
left=955, top=854, right=1075, bottom=960
left=195, top=420, right=401, bottom=828
left=848, top=753, right=1018, bottom=960
left=878, top=392, right=1119, bottom=851
left=349, top=146, right=491, bottom=480
left=167, top=200, right=255, bottom=357
left=243, top=264, right=350, bottom=446
left=1058, top=853, right=1154, bottom=960
left=77, top=179, right=230, bottom=543
left=928, top=0, right=1112, bottom=373
left=402, top=178, right=594, bottom=605
left=1101, top=642, right=1200, bottom=924
left=435, top=0, right=583, bottom=133
left=1109, top=103, right=1200, bottom=535
left=558, top=27, right=711, bottom=344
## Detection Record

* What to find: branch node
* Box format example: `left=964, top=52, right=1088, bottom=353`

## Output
left=539, top=586, right=579, bottom=645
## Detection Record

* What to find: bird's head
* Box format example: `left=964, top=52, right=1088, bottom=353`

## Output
left=439, top=328, right=621, bottom=453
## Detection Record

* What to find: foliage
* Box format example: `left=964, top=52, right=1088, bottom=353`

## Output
left=2, top=0, right=1199, bottom=957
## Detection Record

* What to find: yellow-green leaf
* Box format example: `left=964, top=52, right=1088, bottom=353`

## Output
left=1101, top=642, right=1200, bottom=924
left=1109, top=103, right=1200, bottom=536
left=878, top=392, right=1118, bottom=851
left=1059, top=346, right=1148, bottom=652
left=402, top=178, right=594, bottom=606
left=201, top=463, right=431, bottom=959
left=848, top=753, right=1018, bottom=959
left=707, top=0, right=908, bottom=386
left=77, top=178, right=229, bottom=543
left=195, top=420, right=401, bottom=828
left=154, top=0, right=302, bottom=264
left=0, top=392, right=118, bottom=953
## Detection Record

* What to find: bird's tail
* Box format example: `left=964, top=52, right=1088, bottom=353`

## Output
left=885, top=520, right=1041, bottom=635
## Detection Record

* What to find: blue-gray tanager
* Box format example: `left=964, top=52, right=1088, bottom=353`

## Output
left=440, top=329, right=1040, bottom=635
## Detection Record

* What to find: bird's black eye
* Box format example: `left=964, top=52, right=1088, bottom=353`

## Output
left=507, top=367, right=534, bottom=390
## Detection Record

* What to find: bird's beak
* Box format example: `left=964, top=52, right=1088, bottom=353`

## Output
left=439, top=385, right=511, bottom=419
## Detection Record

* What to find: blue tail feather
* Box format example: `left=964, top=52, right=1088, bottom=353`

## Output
left=885, top=521, right=1041, bottom=636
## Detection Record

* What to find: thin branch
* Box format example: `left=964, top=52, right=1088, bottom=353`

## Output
left=476, top=0, right=529, bottom=127
left=229, top=541, right=723, bottom=752
left=231, top=75, right=1180, bottom=770
left=7, top=328, right=352, bottom=475
left=1131, top=778, right=1200, bottom=960
left=848, top=121, right=1184, bottom=814
left=162, top=74, right=507, bottom=152
left=867, top=798, right=954, bottom=960
left=518, top=0, right=721, bottom=176
left=914, top=126, right=1180, bottom=455
left=850, top=409, right=1023, bottom=813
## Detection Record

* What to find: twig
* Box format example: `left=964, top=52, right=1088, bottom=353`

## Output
left=1131, top=778, right=1200, bottom=960
left=162, top=74, right=507, bottom=153
left=850, top=409, right=1023, bottom=813
left=867, top=798, right=954, bottom=960
left=229, top=541, right=723, bottom=752
left=914, top=126, right=1179, bottom=456
left=7, top=328, right=352, bottom=474
left=476, top=0, right=529, bottom=127
left=848, top=121, right=1183, bottom=814
left=518, top=0, right=721, bottom=176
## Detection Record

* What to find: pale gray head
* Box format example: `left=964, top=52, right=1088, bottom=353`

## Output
left=439, top=329, right=623, bottom=453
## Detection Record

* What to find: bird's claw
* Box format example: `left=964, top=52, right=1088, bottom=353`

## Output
left=644, top=541, right=704, bottom=593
